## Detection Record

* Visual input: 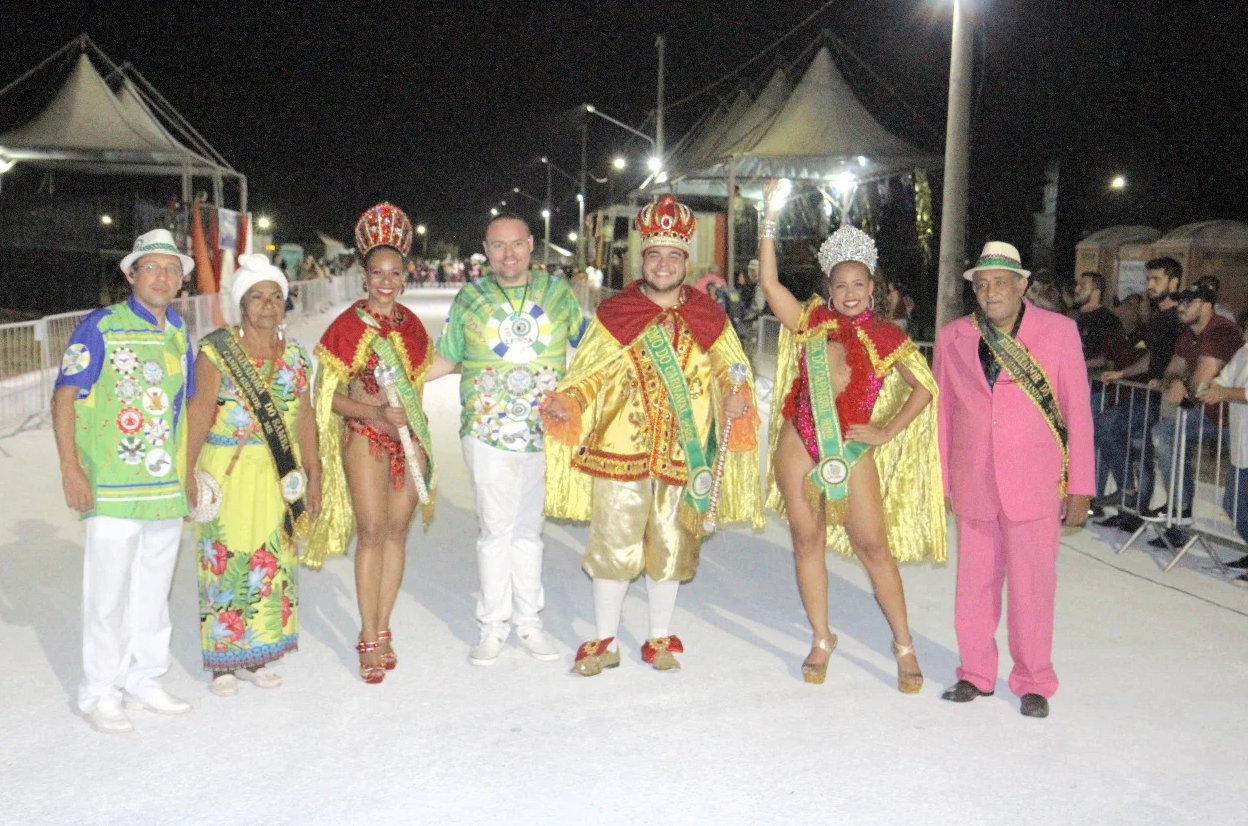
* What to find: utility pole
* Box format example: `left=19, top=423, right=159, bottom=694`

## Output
left=935, top=0, right=974, bottom=330
left=544, top=161, right=552, bottom=270
left=578, top=116, right=588, bottom=269
left=655, top=34, right=666, bottom=169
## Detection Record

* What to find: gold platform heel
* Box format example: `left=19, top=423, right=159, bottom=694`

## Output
left=802, top=634, right=838, bottom=684
left=892, top=639, right=923, bottom=694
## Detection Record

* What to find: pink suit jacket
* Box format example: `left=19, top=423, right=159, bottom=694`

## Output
left=934, top=300, right=1095, bottom=522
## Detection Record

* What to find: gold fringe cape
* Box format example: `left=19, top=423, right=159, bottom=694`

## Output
left=302, top=311, right=435, bottom=570
left=766, top=298, right=946, bottom=563
left=544, top=316, right=764, bottom=533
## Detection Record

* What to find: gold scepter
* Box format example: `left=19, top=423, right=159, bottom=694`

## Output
left=374, top=364, right=431, bottom=505
left=702, top=362, right=750, bottom=534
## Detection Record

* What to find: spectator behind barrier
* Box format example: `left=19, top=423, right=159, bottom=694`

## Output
left=1073, top=271, right=1122, bottom=370
left=1197, top=316, right=1248, bottom=583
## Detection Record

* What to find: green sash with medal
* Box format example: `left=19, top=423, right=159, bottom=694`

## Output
left=805, top=337, right=869, bottom=501
left=640, top=324, right=716, bottom=537
left=973, top=309, right=1069, bottom=496
left=203, top=328, right=309, bottom=538
left=359, top=308, right=438, bottom=494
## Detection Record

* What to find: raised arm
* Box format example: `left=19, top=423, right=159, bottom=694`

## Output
left=758, top=179, right=805, bottom=332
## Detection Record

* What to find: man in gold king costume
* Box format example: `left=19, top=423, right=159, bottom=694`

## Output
left=541, top=194, right=763, bottom=676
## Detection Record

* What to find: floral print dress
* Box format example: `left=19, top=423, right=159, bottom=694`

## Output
left=195, top=339, right=309, bottom=671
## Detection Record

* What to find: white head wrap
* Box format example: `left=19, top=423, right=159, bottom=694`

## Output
left=231, top=253, right=289, bottom=311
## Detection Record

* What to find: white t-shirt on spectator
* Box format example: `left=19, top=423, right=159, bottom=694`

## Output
left=1216, top=344, right=1248, bottom=467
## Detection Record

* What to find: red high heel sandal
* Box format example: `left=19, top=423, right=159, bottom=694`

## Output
left=377, top=630, right=397, bottom=671
left=356, top=639, right=385, bottom=684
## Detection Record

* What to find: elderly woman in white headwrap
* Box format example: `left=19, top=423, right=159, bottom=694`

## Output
left=185, top=254, right=321, bottom=697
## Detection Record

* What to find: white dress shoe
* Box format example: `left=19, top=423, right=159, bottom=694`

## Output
left=516, top=629, right=561, bottom=661
left=88, top=699, right=134, bottom=734
left=235, top=667, right=282, bottom=689
left=469, top=635, right=507, bottom=666
left=211, top=674, right=240, bottom=697
left=126, top=688, right=192, bottom=715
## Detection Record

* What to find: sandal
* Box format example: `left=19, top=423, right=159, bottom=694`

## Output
left=235, top=666, right=283, bottom=689
left=892, top=638, right=923, bottom=694
left=211, top=673, right=239, bottom=697
left=356, top=638, right=385, bottom=684
left=377, top=629, right=397, bottom=671
left=802, top=634, right=838, bottom=684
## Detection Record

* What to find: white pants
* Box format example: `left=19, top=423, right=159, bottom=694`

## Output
left=78, top=516, right=183, bottom=712
left=461, top=436, right=547, bottom=639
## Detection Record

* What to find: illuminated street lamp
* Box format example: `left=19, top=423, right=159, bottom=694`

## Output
left=490, top=207, right=499, bottom=216
left=257, top=216, right=272, bottom=230
left=1111, top=175, right=1127, bottom=189
left=100, top=214, right=113, bottom=226
left=415, top=224, right=428, bottom=257
left=613, top=156, right=627, bottom=170
left=568, top=232, right=578, bottom=243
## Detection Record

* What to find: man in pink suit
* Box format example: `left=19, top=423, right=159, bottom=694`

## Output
left=934, top=241, right=1094, bottom=718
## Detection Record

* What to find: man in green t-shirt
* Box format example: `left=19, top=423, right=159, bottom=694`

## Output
left=436, top=213, right=586, bottom=666
left=52, top=229, right=197, bottom=733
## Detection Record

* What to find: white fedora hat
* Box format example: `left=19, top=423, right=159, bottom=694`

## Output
left=963, top=241, right=1030, bottom=281
left=119, top=229, right=195, bottom=275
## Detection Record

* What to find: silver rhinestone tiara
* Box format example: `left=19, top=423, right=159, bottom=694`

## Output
left=817, top=225, right=878, bottom=276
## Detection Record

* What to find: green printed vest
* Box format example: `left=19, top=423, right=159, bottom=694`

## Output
left=76, top=302, right=190, bottom=520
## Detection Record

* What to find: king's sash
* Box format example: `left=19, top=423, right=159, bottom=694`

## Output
left=973, top=309, right=1069, bottom=496
left=805, top=336, right=869, bottom=500
left=640, top=323, right=715, bottom=534
left=203, top=328, right=309, bottom=538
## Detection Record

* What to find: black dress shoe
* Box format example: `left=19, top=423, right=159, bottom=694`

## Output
left=1095, top=514, right=1126, bottom=529
left=1020, top=694, right=1050, bottom=718
left=940, top=679, right=993, bottom=703
left=1227, top=556, right=1248, bottom=570
left=1148, top=527, right=1189, bottom=549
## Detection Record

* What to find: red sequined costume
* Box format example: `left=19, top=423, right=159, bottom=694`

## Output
left=781, top=303, right=911, bottom=461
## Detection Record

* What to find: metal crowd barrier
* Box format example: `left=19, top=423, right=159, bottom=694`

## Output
left=0, top=274, right=362, bottom=439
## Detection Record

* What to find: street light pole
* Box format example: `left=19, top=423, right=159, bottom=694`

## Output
left=655, top=34, right=666, bottom=167
left=578, top=117, right=588, bottom=270
left=544, top=162, right=553, bottom=269
left=935, top=0, right=974, bottom=331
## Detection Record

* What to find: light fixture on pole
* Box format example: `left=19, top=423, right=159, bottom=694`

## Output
left=613, top=156, right=627, bottom=170
left=540, top=155, right=577, bottom=269
left=100, top=214, right=113, bottom=226
left=490, top=207, right=499, bottom=216
left=257, top=216, right=272, bottom=230
left=1110, top=175, right=1127, bottom=189
left=416, top=224, right=428, bottom=257
left=584, top=103, right=659, bottom=172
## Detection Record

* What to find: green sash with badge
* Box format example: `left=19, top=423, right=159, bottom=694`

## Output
left=804, top=337, right=869, bottom=501
left=358, top=308, right=437, bottom=494
left=640, top=324, right=716, bottom=537
left=973, top=308, right=1069, bottom=496
left=203, top=328, right=309, bottom=538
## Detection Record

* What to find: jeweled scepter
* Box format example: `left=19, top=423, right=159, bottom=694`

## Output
left=374, top=364, right=430, bottom=504
left=702, top=362, right=751, bottom=534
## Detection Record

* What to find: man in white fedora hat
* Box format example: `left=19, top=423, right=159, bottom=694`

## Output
left=933, top=241, right=1094, bottom=718
left=52, top=228, right=197, bottom=733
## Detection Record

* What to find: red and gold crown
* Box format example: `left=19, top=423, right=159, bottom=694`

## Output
left=637, top=194, right=695, bottom=255
left=354, top=202, right=413, bottom=257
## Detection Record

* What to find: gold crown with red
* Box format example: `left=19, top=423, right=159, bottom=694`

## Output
left=637, top=194, right=695, bottom=255
left=354, top=202, right=413, bottom=257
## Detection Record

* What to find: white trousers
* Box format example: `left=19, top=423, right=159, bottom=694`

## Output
left=79, top=516, right=184, bottom=712
left=461, top=437, right=546, bottom=638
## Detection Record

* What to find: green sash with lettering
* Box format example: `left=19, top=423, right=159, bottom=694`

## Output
left=359, top=308, right=437, bottom=494
left=805, top=337, right=869, bottom=501
left=640, top=323, right=715, bottom=536
left=203, top=328, right=309, bottom=538
left=973, top=308, right=1068, bottom=496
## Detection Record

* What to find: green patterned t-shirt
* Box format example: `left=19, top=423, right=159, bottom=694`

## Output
left=436, top=271, right=586, bottom=452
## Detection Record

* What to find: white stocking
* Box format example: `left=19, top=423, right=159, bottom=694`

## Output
left=645, top=576, right=680, bottom=639
left=593, top=578, right=629, bottom=650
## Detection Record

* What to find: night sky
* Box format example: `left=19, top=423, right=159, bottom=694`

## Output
left=2, top=0, right=1246, bottom=273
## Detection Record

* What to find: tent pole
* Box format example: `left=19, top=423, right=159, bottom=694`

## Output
left=726, top=157, right=737, bottom=288
left=239, top=174, right=248, bottom=213
left=935, top=0, right=974, bottom=330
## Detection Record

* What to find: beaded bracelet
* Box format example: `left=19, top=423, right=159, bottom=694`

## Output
left=761, top=220, right=779, bottom=239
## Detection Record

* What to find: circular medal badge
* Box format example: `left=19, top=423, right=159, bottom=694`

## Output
left=114, top=376, right=141, bottom=404
left=117, top=436, right=145, bottom=465
left=141, top=387, right=170, bottom=417
left=535, top=367, right=559, bottom=393
left=281, top=469, right=307, bottom=503
left=141, top=359, right=164, bottom=384
left=818, top=457, right=849, bottom=487
left=690, top=468, right=714, bottom=498
left=61, top=343, right=91, bottom=377
left=144, top=448, right=173, bottom=478
left=486, top=301, right=553, bottom=364
left=117, top=407, right=144, bottom=435
left=503, top=366, right=536, bottom=397
left=505, top=398, right=533, bottom=421
left=109, top=346, right=139, bottom=375
left=497, top=418, right=533, bottom=447
left=143, top=417, right=170, bottom=446
left=474, top=367, right=503, bottom=397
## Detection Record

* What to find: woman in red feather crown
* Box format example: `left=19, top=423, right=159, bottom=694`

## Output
left=759, top=180, right=945, bottom=691
left=303, top=203, right=456, bottom=683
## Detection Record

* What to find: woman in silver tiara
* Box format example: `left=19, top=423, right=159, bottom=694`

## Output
left=758, top=180, right=946, bottom=690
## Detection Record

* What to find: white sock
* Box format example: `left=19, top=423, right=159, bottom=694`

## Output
left=645, top=575, right=680, bottom=639
left=593, top=578, right=629, bottom=650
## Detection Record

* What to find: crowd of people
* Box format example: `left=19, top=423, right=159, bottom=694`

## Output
left=61, top=186, right=1193, bottom=737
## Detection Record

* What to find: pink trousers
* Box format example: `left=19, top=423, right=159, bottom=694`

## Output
left=954, top=510, right=1061, bottom=699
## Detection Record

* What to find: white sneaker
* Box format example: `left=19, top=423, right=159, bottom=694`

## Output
left=211, top=674, right=239, bottom=697
left=125, top=687, right=192, bottom=715
left=516, top=629, right=561, bottom=661
left=235, top=667, right=283, bottom=689
left=87, top=699, right=134, bottom=734
left=469, top=635, right=507, bottom=666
